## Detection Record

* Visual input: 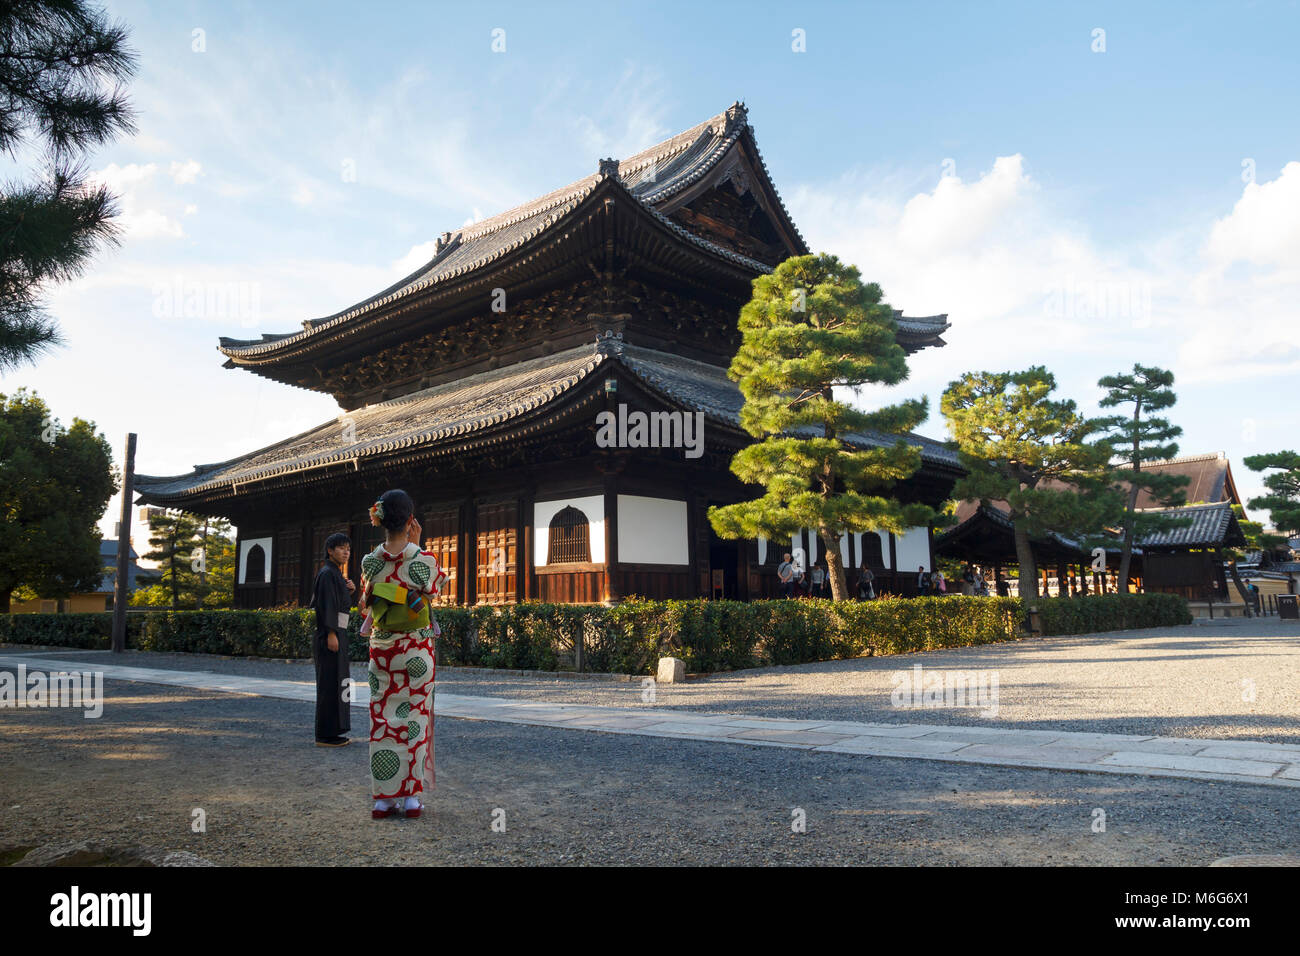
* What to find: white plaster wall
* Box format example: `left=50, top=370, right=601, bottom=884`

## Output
left=239, top=536, right=272, bottom=584
left=534, top=495, right=605, bottom=565
left=894, top=526, right=931, bottom=573
left=617, top=495, right=688, bottom=564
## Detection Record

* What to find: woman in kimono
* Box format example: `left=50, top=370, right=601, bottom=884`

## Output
left=310, top=531, right=354, bottom=746
left=358, top=489, right=447, bottom=819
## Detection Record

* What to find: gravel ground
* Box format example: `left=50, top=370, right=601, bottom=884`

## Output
left=7, top=617, right=1298, bottom=743
left=2, top=676, right=1297, bottom=866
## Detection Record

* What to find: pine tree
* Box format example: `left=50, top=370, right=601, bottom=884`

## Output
left=0, top=0, right=137, bottom=369
left=191, top=517, right=235, bottom=608
left=708, top=254, right=933, bottom=601
left=941, top=367, right=1118, bottom=601
left=132, top=512, right=236, bottom=608
left=1243, top=452, right=1300, bottom=544
left=1094, top=364, right=1189, bottom=591
left=137, top=510, right=203, bottom=609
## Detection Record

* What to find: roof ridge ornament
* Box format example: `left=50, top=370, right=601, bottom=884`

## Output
left=723, top=101, right=748, bottom=135
left=598, top=157, right=620, bottom=180
left=434, top=231, right=457, bottom=255
left=594, top=328, right=625, bottom=356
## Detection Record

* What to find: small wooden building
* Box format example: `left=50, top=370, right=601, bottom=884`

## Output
left=134, top=103, right=960, bottom=608
left=1137, top=501, right=1247, bottom=601
left=935, top=496, right=1248, bottom=599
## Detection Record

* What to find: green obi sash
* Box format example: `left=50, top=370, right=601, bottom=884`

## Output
left=369, top=580, right=429, bottom=632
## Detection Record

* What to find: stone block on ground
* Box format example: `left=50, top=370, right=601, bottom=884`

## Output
left=656, top=657, right=685, bottom=683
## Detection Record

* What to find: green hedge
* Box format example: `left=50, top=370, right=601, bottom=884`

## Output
left=1030, top=593, right=1193, bottom=635
left=0, top=593, right=1190, bottom=674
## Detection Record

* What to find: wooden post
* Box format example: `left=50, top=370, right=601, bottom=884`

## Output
left=603, top=475, right=619, bottom=604
left=463, top=497, right=477, bottom=606
left=111, top=433, right=136, bottom=653
left=888, top=532, right=898, bottom=596
left=519, top=492, right=532, bottom=603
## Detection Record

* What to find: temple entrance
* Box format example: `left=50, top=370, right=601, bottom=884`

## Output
left=706, top=506, right=741, bottom=599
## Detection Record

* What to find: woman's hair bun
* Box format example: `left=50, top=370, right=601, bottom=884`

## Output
left=376, top=489, right=414, bottom=533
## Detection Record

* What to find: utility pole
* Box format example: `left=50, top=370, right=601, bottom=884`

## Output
left=112, top=433, right=136, bottom=653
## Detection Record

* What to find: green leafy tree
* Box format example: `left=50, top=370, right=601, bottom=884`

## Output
left=132, top=511, right=234, bottom=608
left=1094, top=364, right=1189, bottom=590
left=708, top=254, right=932, bottom=601
left=0, top=0, right=137, bottom=369
left=196, top=520, right=235, bottom=607
left=1243, top=451, right=1300, bottom=545
left=0, top=388, right=115, bottom=611
left=134, top=510, right=201, bottom=609
left=941, top=367, right=1118, bottom=601
left=1228, top=504, right=1268, bottom=563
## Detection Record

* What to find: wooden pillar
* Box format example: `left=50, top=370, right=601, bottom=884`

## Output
left=1079, top=562, right=1089, bottom=595
left=299, top=524, right=313, bottom=606
left=888, top=532, right=899, bottom=596
left=520, top=492, right=533, bottom=603
left=463, top=496, right=477, bottom=606
left=686, top=491, right=698, bottom=597
left=603, top=476, right=619, bottom=603
left=111, top=433, right=136, bottom=653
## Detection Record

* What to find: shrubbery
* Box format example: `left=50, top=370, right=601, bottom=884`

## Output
left=1030, top=592, right=1192, bottom=635
left=0, top=592, right=1191, bottom=674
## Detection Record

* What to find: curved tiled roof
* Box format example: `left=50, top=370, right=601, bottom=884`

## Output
left=1136, top=501, right=1245, bottom=548
left=616, top=343, right=959, bottom=468
left=136, top=338, right=958, bottom=503
left=219, top=102, right=808, bottom=360
left=135, top=346, right=607, bottom=499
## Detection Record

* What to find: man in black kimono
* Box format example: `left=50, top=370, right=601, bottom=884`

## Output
left=311, top=532, right=354, bottom=746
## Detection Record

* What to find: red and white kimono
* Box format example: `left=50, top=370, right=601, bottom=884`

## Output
left=360, top=542, right=447, bottom=800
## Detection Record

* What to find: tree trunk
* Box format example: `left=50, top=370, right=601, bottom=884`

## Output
left=1221, top=549, right=1254, bottom=617
left=1118, top=478, right=1140, bottom=592
left=822, top=530, right=847, bottom=601
left=1013, top=522, right=1039, bottom=601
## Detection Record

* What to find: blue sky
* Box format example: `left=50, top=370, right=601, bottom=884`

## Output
left=4, top=0, right=1299, bottom=539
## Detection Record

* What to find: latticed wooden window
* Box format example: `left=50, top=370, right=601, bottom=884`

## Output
left=275, top=529, right=301, bottom=605
left=547, top=506, right=591, bottom=563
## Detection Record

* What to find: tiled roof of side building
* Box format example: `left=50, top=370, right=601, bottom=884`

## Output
left=1134, top=501, right=1245, bottom=548
left=1135, top=452, right=1234, bottom=509
left=219, top=103, right=809, bottom=358
left=136, top=342, right=959, bottom=501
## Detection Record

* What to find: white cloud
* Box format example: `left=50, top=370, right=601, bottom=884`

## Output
left=169, top=159, right=203, bottom=184
left=1204, top=161, right=1300, bottom=275
left=89, top=162, right=186, bottom=240
left=896, top=155, right=1036, bottom=252
left=391, top=240, right=437, bottom=277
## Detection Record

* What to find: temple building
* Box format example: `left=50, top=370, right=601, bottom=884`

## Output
left=935, top=452, right=1252, bottom=606
left=134, top=103, right=959, bottom=608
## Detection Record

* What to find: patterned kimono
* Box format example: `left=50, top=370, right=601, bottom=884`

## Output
left=360, top=542, right=447, bottom=800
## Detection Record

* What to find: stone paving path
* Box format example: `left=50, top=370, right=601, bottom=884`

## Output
left=5, top=653, right=1300, bottom=789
